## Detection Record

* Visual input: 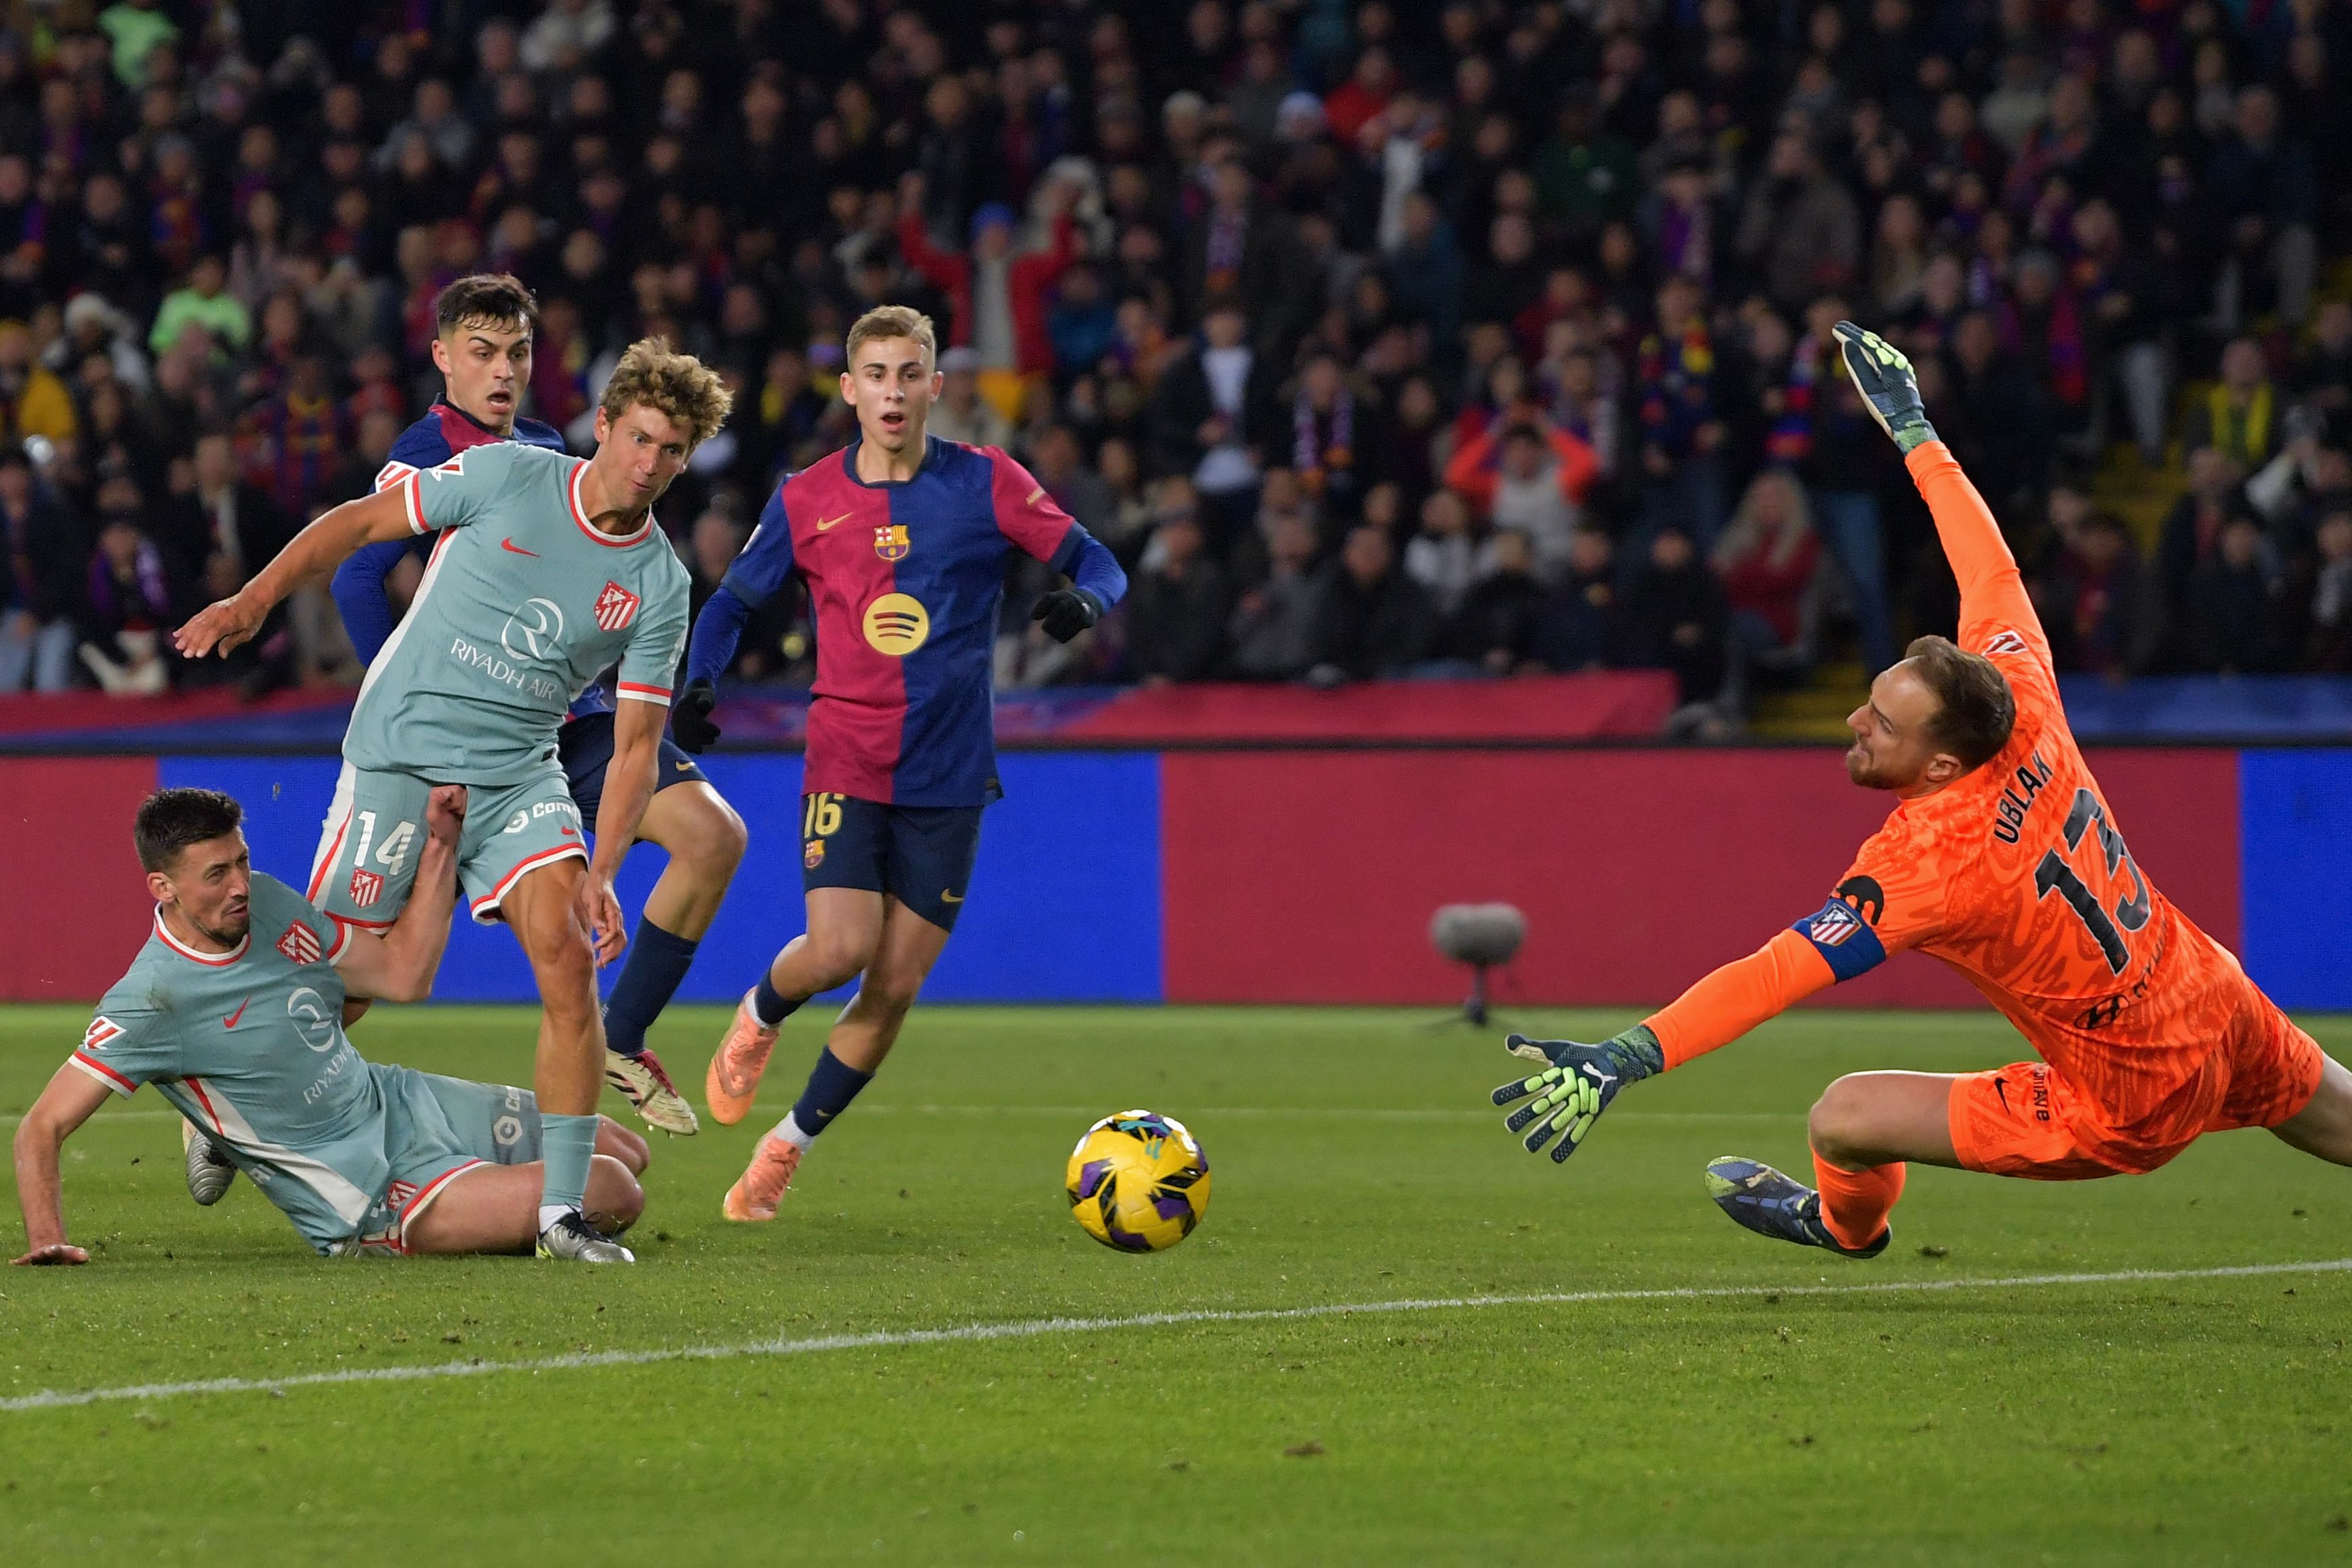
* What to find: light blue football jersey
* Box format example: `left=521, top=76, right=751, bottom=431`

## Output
left=72, top=875, right=388, bottom=1254
left=342, top=442, right=690, bottom=786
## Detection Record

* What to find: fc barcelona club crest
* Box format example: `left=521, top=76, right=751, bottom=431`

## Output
left=804, top=838, right=826, bottom=869
left=594, top=580, right=642, bottom=632
left=873, top=523, right=911, bottom=561
left=349, top=868, right=384, bottom=908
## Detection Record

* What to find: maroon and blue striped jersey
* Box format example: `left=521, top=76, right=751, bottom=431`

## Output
left=688, top=435, right=1125, bottom=806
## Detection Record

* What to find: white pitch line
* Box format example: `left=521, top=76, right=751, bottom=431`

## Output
left=5, top=1257, right=2346, bottom=1415
left=0, top=1105, right=1799, bottom=1129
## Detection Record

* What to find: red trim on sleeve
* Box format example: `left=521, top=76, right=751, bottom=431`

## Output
left=614, top=682, right=672, bottom=705
left=69, top=1052, right=136, bottom=1095
left=403, top=473, right=427, bottom=534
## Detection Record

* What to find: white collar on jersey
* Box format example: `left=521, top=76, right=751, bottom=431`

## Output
left=152, top=906, right=248, bottom=967
left=569, top=458, right=655, bottom=548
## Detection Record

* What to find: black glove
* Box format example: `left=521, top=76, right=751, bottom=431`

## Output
left=1030, top=587, right=1104, bottom=643
left=669, top=677, right=720, bottom=753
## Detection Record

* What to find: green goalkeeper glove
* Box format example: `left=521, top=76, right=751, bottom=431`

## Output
left=1489, top=1025, right=1665, bottom=1164
left=1832, top=320, right=1939, bottom=454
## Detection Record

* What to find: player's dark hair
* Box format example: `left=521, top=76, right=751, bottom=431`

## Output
left=1904, top=635, right=2015, bottom=770
left=133, top=788, right=244, bottom=873
left=434, top=272, right=539, bottom=339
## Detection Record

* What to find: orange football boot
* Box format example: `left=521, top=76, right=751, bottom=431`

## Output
left=706, top=988, right=781, bottom=1126
left=722, top=1134, right=804, bottom=1222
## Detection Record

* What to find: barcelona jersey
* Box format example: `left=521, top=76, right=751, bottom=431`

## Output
left=714, top=435, right=1096, bottom=807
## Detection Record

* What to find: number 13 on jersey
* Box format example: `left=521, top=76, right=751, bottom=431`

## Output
left=2034, top=787, right=2152, bottom=976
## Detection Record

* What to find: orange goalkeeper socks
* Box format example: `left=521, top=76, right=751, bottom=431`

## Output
left=1810, top=1148, right=1905, bottom=1251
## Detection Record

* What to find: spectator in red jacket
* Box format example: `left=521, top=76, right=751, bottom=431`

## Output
left=897, top=168, right=1077, bottom=422
left=1443, top=410, right=1600, bottom=582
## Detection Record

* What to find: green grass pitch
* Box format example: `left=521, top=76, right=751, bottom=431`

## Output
left=3, top=1001, right=2349, bottom=1565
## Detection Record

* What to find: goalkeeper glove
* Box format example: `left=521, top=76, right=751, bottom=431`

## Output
left=1832, top=320, right=1939, bottom=454
left=1489, top=1025, right=1665, bottom=1164
left=669, top=677, right=721, bottom=754
left=1031, top=587, right=1104, bottom=643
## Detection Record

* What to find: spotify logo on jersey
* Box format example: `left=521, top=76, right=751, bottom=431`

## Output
left=862, top=593, right=930, bottom=656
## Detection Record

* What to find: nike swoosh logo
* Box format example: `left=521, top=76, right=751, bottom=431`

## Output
left=559, top=827, right=580, bottom=837
left=1993, top=1077, right=2012, bottom=1114
left=222, top=999, right=248, bottom=1029
left=674, top=761, right=694, bottom=771
left=816, top=514, right=851, bottom=531
left=941, top=890, right=964, bottom=903
left=501, top=538, right=538, bottom=556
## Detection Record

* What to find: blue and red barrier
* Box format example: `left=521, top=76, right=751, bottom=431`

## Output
left=3, top=748, right=2345, bottom=1010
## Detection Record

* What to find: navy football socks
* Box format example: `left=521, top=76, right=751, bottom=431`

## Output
left=776, top=1047, right=873, bottom=1148
left=603, top=918, right=699, bottom=1058
left=751, top=969, right=806, bottom=1029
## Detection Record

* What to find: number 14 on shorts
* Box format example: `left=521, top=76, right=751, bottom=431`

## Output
left=348, top=811, right=416, bottom=910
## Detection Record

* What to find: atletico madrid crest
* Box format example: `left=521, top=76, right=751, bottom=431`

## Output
left=349, top=868, right=384, bottom=908
left=873, top=523, right=910, bottom=561
left=594, top=580, right=642, bottom=631
left=277, top=923, right=323, bottom=965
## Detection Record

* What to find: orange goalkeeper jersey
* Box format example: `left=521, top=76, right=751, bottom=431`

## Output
left=1649, top=442, right=2264, bottom=1166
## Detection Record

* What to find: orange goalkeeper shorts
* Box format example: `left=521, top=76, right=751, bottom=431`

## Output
left=1947, top=995, right=2325, bottom=1181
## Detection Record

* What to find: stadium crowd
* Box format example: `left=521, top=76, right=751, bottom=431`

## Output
left=3, top=0, right=2352, bottom=724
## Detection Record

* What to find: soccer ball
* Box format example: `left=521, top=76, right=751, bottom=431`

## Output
left=1065, top=1110, right=1211, bottom=1252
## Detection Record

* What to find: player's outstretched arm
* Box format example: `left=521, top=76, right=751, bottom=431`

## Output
left=175, top=485, right=416, bottom=658
left=1491, top=1027, right=1665, bottom=1163
left=10, top=1063, right=112, bottom=1265
left=1491, top=930, right=1839, bottom=1165
left=334, top=786, right=465, bottom=1003
left=1832, top=321, right=2049, bottom=663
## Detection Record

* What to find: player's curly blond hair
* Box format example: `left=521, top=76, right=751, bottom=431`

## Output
left=599, top=338, right=734, bottom=448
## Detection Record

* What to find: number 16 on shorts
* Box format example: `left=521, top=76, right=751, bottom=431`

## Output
left=803, top=792, right=843, bottom=869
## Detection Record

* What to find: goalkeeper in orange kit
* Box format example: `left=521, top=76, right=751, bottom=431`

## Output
left=1493, top=323, right=2352, bottom=1258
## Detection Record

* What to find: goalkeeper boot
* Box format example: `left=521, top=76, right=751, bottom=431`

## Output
left=1704, top=1157, right=1889, bottom=1259
left=605, top=1045, right=699, bottom=1136
left=721, top=1133, right=803, bottom=1222
left=536, top=1210, right=636, bottom=1264
left=706, top=989, right=782, bottom=1127
left=182, top=1118, right=236, bottom=1206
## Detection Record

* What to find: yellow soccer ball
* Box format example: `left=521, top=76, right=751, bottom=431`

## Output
left=1065, top=1110, right=1211, bottom=1252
